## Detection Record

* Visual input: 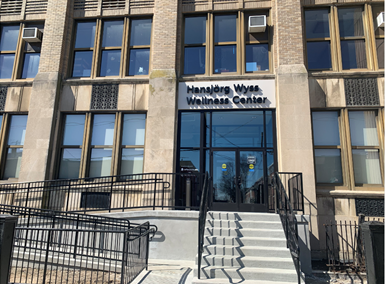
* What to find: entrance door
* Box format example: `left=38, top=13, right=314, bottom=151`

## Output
left=211, top=150, right=268, bottom=212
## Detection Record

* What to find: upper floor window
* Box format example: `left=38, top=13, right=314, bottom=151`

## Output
left=57, top=112, right=146, bottom=179
left=183, top=11, right=270, bottom=76
left=71, top=18, right=152, bottom=78
left=0, top=113, right=28, bottom=179
left=0, top=23, right=43, bottom=80
left=312, top=109, right=383, bottom=189
left=305, top=5, right=383, bottom=71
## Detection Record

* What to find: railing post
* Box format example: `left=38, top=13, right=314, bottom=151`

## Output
left=109, top=177, right=113, bottom=212
left=25, top=183, right=30, bottom=208
left=42, top=229, right=52, bottom=284
left=121, top=231, right=127, bottom=284
left=65, top=182, right=71, bottom=212
left=153, top=174, right=157, bottom=210
left=146, top=225, right=150, bottom=270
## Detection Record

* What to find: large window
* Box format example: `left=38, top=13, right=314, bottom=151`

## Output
left=305, top=5, right=383, bottom=71
left=0, top=23, right=43, bottom=80
left=71, top=18, right=152, bottom=78
left=0, top=114, right=28, bottom=179
left=183, top=11, right=270, bottom=76
left=58, top=113, right=146, bottom=179
left=312, top=109, right=383, bottom=189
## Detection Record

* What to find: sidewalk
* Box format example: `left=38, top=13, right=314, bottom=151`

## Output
left=131, top=259, right=195, bottom=284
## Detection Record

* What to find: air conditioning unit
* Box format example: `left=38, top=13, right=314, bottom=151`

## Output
left=22, top=28, right=42, bottom=42
left=377, top=12, right=384, bottom=29
left=248, top=15, right=266, bottom=33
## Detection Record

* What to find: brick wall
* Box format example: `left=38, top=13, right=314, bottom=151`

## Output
left=151, top=0, right=178, bottom=70
left=38, top=0, right=72, bottom=74
left=275, top=0, right=305, bottom=66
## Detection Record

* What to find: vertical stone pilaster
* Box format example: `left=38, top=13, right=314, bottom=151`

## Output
left=275, top=0, right=319, bottom=253
left=18, top=0, right=73, bottom=182
left=144, top=0, right=179, bottom=174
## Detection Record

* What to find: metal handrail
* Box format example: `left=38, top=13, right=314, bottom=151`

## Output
left=197, top=172, right=210, bottom=279
left=0, top=172, right=205, bottom=213
left=273, top=172, right=301, bottom=284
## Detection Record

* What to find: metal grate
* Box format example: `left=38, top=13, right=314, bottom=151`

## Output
left=182, top=0, right=208, bottom=4
left=0, top=0, right=23, bottom=15
left=345, top=78, right=380, bottom=106
left=356, top=198, right=384, bottom=217
left=102, top=0, right=125, bottom=9
left=130, top=0, right=154, bottom=8
left=25, top=0, right=48, bottom=14
left=74, top=0, right=98, bottom=11
left=0, top=86, right=7, bottom=111
left=91, top=84, right=118, bottom=110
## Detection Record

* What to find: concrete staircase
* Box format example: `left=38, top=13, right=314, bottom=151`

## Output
left=194, top=211, right=299, bottom=284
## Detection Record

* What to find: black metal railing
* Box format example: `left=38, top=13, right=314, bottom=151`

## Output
left=197, top=172, right=210, bottom=279
left=324, top=216, right=384, bottom=272
left=9, top=222, right=154, bottom=284
left=269, top=172, right=303, bottom=213
left=273, top=172, right=300, bottom=284
left=0, top=173, right=205, bottom=213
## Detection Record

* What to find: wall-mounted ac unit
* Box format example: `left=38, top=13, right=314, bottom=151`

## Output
left=377, top=12, right=384, bottom=28
left=22, top=28, right=42, bottom=42
left=248, top=15, right=266, bottom=33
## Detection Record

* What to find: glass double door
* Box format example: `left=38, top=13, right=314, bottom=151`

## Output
left=211, top=149, right=268, bottom=212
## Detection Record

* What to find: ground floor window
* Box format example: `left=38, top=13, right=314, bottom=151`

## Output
left=177, top=109, right=276, bottom=212
left=57, top=112, right=146, bottom=179
left=0, top=113, right=28, bottom=179
left=312, top=108, right=383, bottom=190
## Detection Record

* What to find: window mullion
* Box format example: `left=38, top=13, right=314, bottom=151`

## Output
left=331, top=6, right=341, bottom=72
left=112, top=112, right=121, bottom=176
left=80, top=113, right=92, bottom=178
left=363, top=4, right=374, bottom=70
left=208, top=13, right=212, bottom=76
left=12, top=23, right=24, bottom=81
left=92, top=19, right=102, bottom=79
left=0, top=114, right=8, bottom=177
left=238, top=10, right=242, bottom=75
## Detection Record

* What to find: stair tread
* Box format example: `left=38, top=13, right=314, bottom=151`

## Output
left=206, top=227, right=283, bottom=231
left=193, top=277, right=297, bottom=284
left=202, top=254, right=293, bottom=262
left=200, top=265, right=297, bottom=274
left=205, top=235, right=286, bottom=240
left=204, top=245, right=291, bottom=251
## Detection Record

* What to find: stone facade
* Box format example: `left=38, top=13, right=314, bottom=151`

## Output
left=0, top=0, right=384, bottom=261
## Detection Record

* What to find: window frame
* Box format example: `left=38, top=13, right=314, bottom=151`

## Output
left=0, top=22, right=43, bottom=81
left=369, top=4, right=384, bottom=70
left=304, top=4, right=383, bottom=72
left=182, top=10, right=272, bottom=77
left=0, top=112, right=28, bottom=180
left=57, top=112, right=147, bottom=179
left=312, top=108, right=384, bottom=191
left=70, top=17, right=153, bottom=79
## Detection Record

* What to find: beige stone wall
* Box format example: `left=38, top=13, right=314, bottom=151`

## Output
left=18, top=0, right=73, bottom=182
left=3, top=86, right=31, bottom=112
left=144, top=0, right=179, bottom=174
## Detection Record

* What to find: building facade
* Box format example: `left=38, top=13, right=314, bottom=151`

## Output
left=0, top=0, right=383, bottom=259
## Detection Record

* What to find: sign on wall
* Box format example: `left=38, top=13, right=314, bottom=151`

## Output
left=178, top=80, right=276, bottom=109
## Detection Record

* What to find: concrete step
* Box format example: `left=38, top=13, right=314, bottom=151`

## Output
left=203, top=245, right=292, bottom=258
left=204, top=236, right=287, bottom=247
left=200, top=255, right=296, bottom=269
left=206, top=219, right=283, bottom=229
left=205, top=227, right=286, bottom=238
left=208, top=212, right=281, bottom=222
left=194, top=266, right=299, bottom=283
left=192, top=277, right=297, bottom=284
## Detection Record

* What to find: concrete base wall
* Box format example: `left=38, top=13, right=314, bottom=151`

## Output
left=101, top=210, right=312, bottom=275
left=100, top=210, right=199, bottom=262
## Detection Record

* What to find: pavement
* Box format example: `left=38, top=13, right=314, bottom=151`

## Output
left=131, top=259, right=195, bottom=284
